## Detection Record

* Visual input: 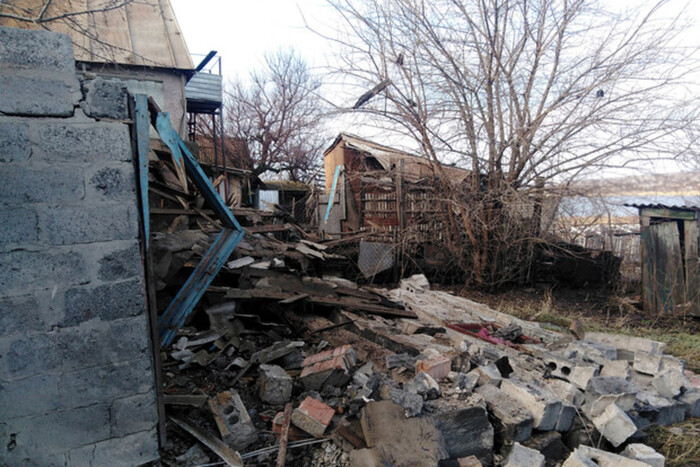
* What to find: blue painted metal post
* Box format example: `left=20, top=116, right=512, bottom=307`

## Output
left=324, top=164, right=343, bottom=224
left=134, top=95, right=151, bottom=249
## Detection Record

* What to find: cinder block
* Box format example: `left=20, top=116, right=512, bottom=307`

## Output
left=0, top=74, right=75, bottom=116
left=86, top=163, right=137, bottom=202
left=60, top=358, right=154, bottom=408
left=0, top=207, right=38, bottom=246
left=63, top=278, right=146, bottom=327
left=567, top=363, right=600, bottom=390
left=652, top=368, right=686, bottom=398
left=476, top=384, right=534, bottom=443
left=292, top=396, right=335, bottom=437
left=432, top=396, right=494, bottom=463
left=592, top=403, right=637, bottom=447
left=0, top=27, right=75, bottom=74
left=1, top=404, right=110, bottom=453
left=678, top=388, right=700, bottom=418
left=69, top=429, right=159, bottom=466
left=584, top=377, right=637, bottom=417
left=0, top=292, right=59, bottom=338
left=622, top=443, right=665, bottom=467
left=565, top=340, right=617, bottom=364
left=504, top=442, right=545, bottom=467
left=36, top=122, right=132, bottom=162
left=258, top=364, right=292, bottom=405
left=405, top=371, right=441, bottom=399
left=0, top=121, right=31, bottom=163
left=556, top=404, right=576, bottom=433
left=0, top=248, right=89, bottom=296
left=0, top=373, right=61, bottom=420
left=110, top=391, right=158, bottom=437
left=471, top=362, right=502, bottom=386
left=633, top=351, right=664, bottom=375
left=500, top=379, right=562, bottom=431
left=40, top=204, right=139, bottom=246
left=544, top=379, right=585, bottom=408
left=208, top=390, right=258, bottom=450
left=564, top=445, right=650, bottom=467
left=81, top=77, right=128, bottom=119
left=585, top=332, right=666, bottom=356
left=599, top=360, right=631, bottom=379
left=634, top=391, right=686, bottom=426
left=387, top=387, right=423, bottom=417
left=0, top=166, right=84, bottom=207
left=97, top=242, right=143, bottom=281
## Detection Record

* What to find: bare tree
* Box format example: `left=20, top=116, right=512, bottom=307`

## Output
left=225, top=49, right=326, bottom=183
left=321, top=0, right=700, bottom=286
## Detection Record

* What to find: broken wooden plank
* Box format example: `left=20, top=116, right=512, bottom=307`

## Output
left=275, top=403, right=293, bottom=467
left=169, top=415, right=243, bottom=467
left=163, top=394, right=208, bottom=407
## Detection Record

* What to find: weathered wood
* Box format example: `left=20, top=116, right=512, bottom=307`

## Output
left=275, top=403, right=293, bottom=467
left=684, top=220, right=699, bottom=316
left=170, top=415, right=243, bottom=467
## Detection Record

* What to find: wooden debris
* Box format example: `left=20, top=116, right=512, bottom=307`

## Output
left=170, top=415, right=243, bottom=467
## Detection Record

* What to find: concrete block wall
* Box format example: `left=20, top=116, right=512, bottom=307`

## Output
left=0, top=27, right=158, bottom=466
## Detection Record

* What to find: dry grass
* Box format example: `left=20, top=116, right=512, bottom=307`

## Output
left=646, top=419, right=700, bottom=467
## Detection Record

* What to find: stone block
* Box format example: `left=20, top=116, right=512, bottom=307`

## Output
left=0, top=207, right=38, bottom=246
left=40, top=204, right=139, bottom=246
left=652, top=368, right=686, bottom=398
left=0, top=121, right=31, bottom=163
left=258, top=364, right=292, bottom=405
left=591, top=403, right=637, bottom=447
left=476, top=384, right=534, bottom=443
left=0, top=248, right=89, bottom=296
left=432, top=396, right=494, bottom=463
left=87, top=163, right=137, bottom=202
left=568, top=363, right=600, bottom=390
left=63, top=278, right=146, bottom=327
left=0, top=27, right=75, bottom=74
left=110, top=391, right=158, bottom=437
left=563, top=445, right=650, bottom=467
left=0, top=373, right=61, bottom=420
left=633, top=351, right=664, bottom=375
left=97, top=242, right=143, bottom=281
left=545, top=379, right=585, bottom=408
left=500, top=379, right=562, bottom=431
left=1, top=404, right=110, bottom=453
left=0, top=165, right=84, bottom=207
left=0, top=292, right=58, bottom=338
left=69, top=430, right=159, bottom=467
left=0, top=74, right=75, bottom=116
left=81, top=77, right=128, bottom=119
left=36, top=122, right=132, bottom=162
left=292, top=396, right=335, bottom=437
left=622, top=443, right=665, bottom=467
left=416, top=354, right=451, bottom=381
left=585, top=332, right=666, bottom=356
left=634, top=391, right=686, bottom=426
left=600, top=359, right=631, bottom=379
left=504, top=442, right=545, bottom=467
left=678, top=388, right=700, bottom=418
left=471, top=363, right=503, bottom=387
left=60, top=358, right=154, bottom=408
left=584, top=377, right=638, bottom=418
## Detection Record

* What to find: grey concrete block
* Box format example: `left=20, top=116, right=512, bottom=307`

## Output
left=0, top=249, right=88, bottom=296
left=500, top=379, right=562, bottom=431
left=0, top=26, right=75, bottom=74
left=591, top=403, right=637, bottom=448
left=0, top=374, right=61, bottom=420
left=0, top=207, right=38, bottom=246
left=98, top=242, right=143, bottom=281
left=622, top=443, right=665, bottom=467
left=1, top=404, right=110, bottom=453
left=476, top=384, right=534, bottom=443
left=40, top=204, right=138, bottom=245
left=110, top=391, right=158, bottom=437
left=0, top=121, right=31, bottom=163
left=584, top=376, right=637, bottom=418
left=0, top=292, right=59, bottom=338
left=433, top=396, right=494, bottom=463
left=60, top=358, right=154, bottom=408
left=504, top=442, right=545, bottom=467
left=36, top=122, right=132, bottom=162
left=63, top=278, right=146, bottom=327
left=0, top=332, right=63, bottom=379
left=87, top=163, right=137, bottom=202
left=82, top=77, right=128, bottom=119
left=679, top=388, right=700, bottom=418
left=0, top=74, right=75, bottom=117
left=69, top=430, right=159, bottom=467
left=0, top=166, right=84, bottom=207
left=258, top=364, right=292, bottom=405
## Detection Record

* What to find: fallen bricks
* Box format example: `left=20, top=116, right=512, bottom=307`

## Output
left=159, top=272, right=692, bottom=466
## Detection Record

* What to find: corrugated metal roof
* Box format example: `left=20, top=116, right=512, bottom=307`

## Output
left=0, top=0, right=193, bottom=70
left=623, top=203, right=700, bottom=211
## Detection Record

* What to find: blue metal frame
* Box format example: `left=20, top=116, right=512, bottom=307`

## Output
left=324, top=164, right=343, bottom=224
left=134, top=95, right=244, bottom=347
left=134, top=95, right=152, bottom=250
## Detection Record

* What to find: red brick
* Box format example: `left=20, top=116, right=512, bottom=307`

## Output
left=301, top=355, right=347, bottom=377
left=415, top=355, right=451, bottom=381
left=291, top=396, right=335, bottom=437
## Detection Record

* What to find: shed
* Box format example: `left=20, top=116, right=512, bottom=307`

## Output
left=256, top=181, right=312, bottom=224
left=626, top=204, right=700, bottom=316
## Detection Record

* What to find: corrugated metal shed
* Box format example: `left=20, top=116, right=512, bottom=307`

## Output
left=0, top=0, right=194, bottom=70
left=185, top=72, right=223, bottom=112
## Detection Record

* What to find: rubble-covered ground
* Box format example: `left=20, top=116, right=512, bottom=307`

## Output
left=155, top=230, right=699, bottom=467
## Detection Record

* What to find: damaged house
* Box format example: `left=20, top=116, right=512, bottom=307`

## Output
left=1, top=6, right=699, bottom=467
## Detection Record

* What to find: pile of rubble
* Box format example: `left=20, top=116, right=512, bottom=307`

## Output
left=158, top=246, right=698, bottom=466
